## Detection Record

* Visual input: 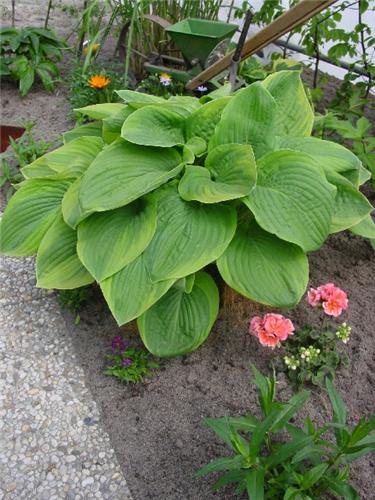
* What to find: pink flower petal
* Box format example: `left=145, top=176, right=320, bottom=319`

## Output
left=307, top=288, right=321, bottom=306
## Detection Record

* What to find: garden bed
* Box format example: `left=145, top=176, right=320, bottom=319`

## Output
left=61, top=229, right=375, bottom=500
left=1, top=1, right=375, bottom=498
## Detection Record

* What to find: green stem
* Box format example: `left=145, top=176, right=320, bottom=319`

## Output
left=358, top=0, right=372, bottom=100
left=123, top=3, right=137, bottom=89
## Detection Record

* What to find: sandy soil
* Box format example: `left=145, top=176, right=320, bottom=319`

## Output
left=1, top=2, right=375, bottom=499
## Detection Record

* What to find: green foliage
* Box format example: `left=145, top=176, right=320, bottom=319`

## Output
left=58, top=286, right=91, bottom=324
left=136, top=74, right=186, bottom=98
left=0, top=121, right=52, bottom=199
left=197, top=367, right=375, bottom=499
left=234, top=0, right=375, bottom=108
left=314, top=112, right=375, bottom=189
left=0, top=26, right=65, bottom=96
left=239, top=55, right=302, bottom=86
left=0, top=71, right=373, bottom=358
left=280, top=325, right=350, bottom=387
left=104, top=337, right=159, bottom=383
left=68, top=64, right=124, bottom=121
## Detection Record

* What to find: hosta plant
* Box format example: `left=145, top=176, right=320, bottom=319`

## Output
left=197, top=367, right=375, bottom=499
left=0, top=71, right=374, bottom=357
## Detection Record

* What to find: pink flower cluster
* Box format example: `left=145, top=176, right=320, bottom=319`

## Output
left=307, top=283, right=348, bottom=317
left=249, top=313, right=295, bottom=349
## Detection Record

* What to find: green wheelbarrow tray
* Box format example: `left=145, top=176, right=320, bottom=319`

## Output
left=165, top=18, right=238, bottom=68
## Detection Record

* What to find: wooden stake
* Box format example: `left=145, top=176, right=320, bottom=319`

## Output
left=186, top=0, right=337, bottom=90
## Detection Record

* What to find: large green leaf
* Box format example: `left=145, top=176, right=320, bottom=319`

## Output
left=61, top=176, right=93, bottom=229
left=183, top=136, right=207, bottom=162
left=138, top=271, right=219, bottom=357
left=79, top=139, right=183, bottom=212
left=136, top=102, right=197, bottom=118
left=217, top=219, right=309, bottom=308
left=121, top=105, right=185, bottom=147
left=178, top=144, right=256, bottom=203
left=63, top=121, right=103, bottom=143
left=349, top=214, right=375, bottom=239
left=19, top=162, right=57, bottom=179
left=275, top=136, right=362, bottom=186
left=358, top=164, right=371, bottom=186
left=144, top=184, right=237, bottom=281
left=185, top=97, right=230, bottom=142
left=243, top=150, right=336, bottom=252
left=102, top=107, right=134, bottom=144
left=328, top=174, right=373, bottom=233
left=210, top=82, right=277, bottom=158
left=262, top=70, right=313, bottom=136
left=0, top=177, right=72, bottom=256
left=74, top=103, right=126, bottom=120
left=36, top=213, right=94, bottom=289
left=116, top=90, right=165, bottom=105
left=77, top=197, right=157, bottom=281
left=168, top=95, right=201, bottom=114
left=100, top=253, right=175, bottom=325
left=245, top=468, right=264, bottom=500
left=22, top=136, right=103, bottom=179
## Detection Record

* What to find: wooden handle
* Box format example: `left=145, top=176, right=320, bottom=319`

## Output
left=186, top=0, right=337, bottom=90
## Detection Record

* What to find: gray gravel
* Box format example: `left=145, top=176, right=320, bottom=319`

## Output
left=0, top=255, right=133, bottom=499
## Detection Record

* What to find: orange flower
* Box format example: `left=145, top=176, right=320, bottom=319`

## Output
left=88, top=74, right=111, bottom=89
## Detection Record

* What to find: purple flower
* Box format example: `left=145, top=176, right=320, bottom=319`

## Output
left=111, top=335, right=126, bottom=354
left=197, top=85, right=208, bottom=92
left=122, top=357, right=133, bottom=368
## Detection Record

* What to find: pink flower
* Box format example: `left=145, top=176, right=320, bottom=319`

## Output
left=249, top=313, right=294, bottom=349
left=307, top=283, right=348, bottom=317
left=317, top=283, right=337, bottom=301
left=258, top=330, right=280, bottom=348
left=263, top=313, right=294, bottom=341
left=322, top=288, right=348, bottom=317
left=307, top=288, right=321, bottom=306
left=250, top=316, right=264, bottom=335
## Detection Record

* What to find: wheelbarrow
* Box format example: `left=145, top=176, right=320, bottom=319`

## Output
left=143, top=17, right=238, bottom=84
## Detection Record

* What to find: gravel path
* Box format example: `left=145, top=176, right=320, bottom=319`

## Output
left=0, top=255, right=133, bottom=500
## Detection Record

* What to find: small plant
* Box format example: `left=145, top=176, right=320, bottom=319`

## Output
left=104, top=335, right=159, bottom=383
left=282, top=323, right=351, bottom=387
left=197, top=366, right=375, bottom=499
left=68, top=63, right=123, bottom=118
left=0, top=121, right=52, bottom=199
left=1, top=121, right=51, bottom=168
left=250, top=283, right=351, bottom=387
left=0, top=26, right=66, bottom=96
left=58, top=286, right=90, bottom=324
left=314, top=113, right=375, bottom=188
left=136, top=73, right=186, bottom=98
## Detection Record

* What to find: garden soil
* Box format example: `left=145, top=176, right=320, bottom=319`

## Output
left=1, top=1, right=375, bottom=498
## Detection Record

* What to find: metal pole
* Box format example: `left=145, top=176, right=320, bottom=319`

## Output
left=229, top=9, right=253, bottom=92
left=44, top=0, right=53, bottom=29
left=274, top=39, right=368, bottom=77
left=11, top=0, right=16, bottom=27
